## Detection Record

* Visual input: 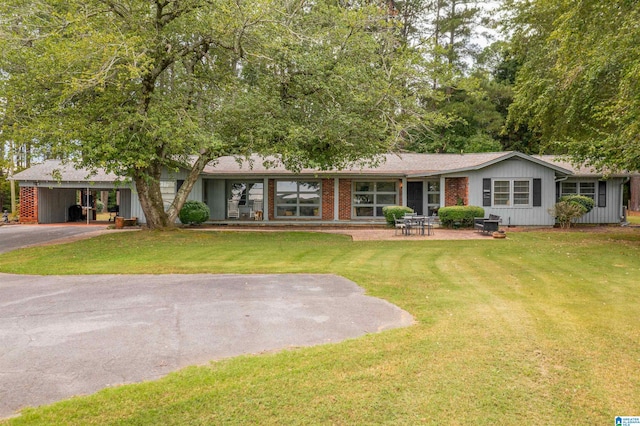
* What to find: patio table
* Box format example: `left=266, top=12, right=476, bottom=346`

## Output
left=404, top=215, right=434, bottom=236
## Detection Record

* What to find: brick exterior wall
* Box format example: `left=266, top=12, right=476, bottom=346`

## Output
left=267, top=179, right=274, bottom=221
left=444, top=177, right=469, bottom=206
left=266, top=177, right=401, bottom=221
left=338, top=179, right=352, bottom=220
left=19, top=186, right=38, bottom=224
left=321, top=179, right=334, bottom=220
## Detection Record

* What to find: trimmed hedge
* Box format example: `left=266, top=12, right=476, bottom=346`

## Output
left=382, top=206, right=414, bottom=226
left=548, top=201, right=584, bottom=228
left=179, top=200, right=210, bottom=225
left=438, top=205, right=485, bottom=228
left=560, top=194, right=595, bottom=214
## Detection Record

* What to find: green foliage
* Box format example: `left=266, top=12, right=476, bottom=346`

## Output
left=0, top=177, right=10, bottom=211
left=559, top=195, right=595, bottom=215
left=381, top=206, right=414, bottom=226
left=506, top=0, right=640, bottom=171
left=404, top=76, right=506, bottom=154
left=437, top=205, right=484, bottom=228
left=178, top=201, right=210, bottom=225
left=550, top=194, right=595, bottom=228
left=548, top=201, right=585, bottom=229
left=0, top=0, right=419, bottom=228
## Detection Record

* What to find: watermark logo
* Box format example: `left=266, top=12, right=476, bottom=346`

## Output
left=616, top=417, right=640, bottom=426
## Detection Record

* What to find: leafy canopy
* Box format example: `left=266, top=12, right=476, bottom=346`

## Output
left=1, top=0, right=422, bottom=227
left=505, top=0, right=640, bottom=172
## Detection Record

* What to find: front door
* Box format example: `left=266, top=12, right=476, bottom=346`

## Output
left=407, top=182, right=423, bottom=215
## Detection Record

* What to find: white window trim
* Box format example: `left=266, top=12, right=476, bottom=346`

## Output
left=560, top=181, right=596, bottom=200
left=160, top=180, right=176, bottom=210
left=492, top=178, right=532, bottom=208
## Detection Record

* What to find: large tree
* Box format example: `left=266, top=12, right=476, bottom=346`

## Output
left=504, top=0, right=640, bottom=171
left=1, top=0, right=417, bottom=228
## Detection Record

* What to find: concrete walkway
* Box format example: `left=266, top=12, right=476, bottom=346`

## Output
left=0, top=273, right=413, bottom=419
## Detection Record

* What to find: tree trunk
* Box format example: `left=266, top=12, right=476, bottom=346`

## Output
left=165, top=152, right=215, bottom=224
left=133, top=164, right=174, bottom=230
left=133, top=152, right=216, bottom=229
left=630, top=176, right=640, bottom=212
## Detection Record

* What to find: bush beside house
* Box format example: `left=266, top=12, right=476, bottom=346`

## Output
left=549, top=195, right=595, bottom=228
left=438, top=206, right=485, bottom=228
left=179, top=201, right=210, bottom=225
left=382, top=206, right=414, bottom=226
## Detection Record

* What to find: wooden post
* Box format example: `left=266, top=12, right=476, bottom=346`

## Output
left=10, top=176, right=16, bottom=215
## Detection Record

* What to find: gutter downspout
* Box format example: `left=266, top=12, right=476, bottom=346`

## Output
left=554, top=175, right=569, bottom=202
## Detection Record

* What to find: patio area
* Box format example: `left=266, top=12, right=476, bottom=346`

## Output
left=193, top=225, right=506, bottom=241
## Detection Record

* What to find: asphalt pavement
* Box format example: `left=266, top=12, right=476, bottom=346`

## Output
left=0, top=224, right=110, bottom=254
left=0, top=226, right=414, bottom=419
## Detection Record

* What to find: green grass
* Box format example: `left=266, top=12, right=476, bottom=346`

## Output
left=628, top=213, right=640, bottom=225
left=1, top=229, right=640, bottom=425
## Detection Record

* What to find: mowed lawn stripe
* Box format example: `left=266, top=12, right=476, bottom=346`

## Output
left=0, top=229, right=639, bottom=424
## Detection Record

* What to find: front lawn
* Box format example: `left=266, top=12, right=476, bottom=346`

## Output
left=628, top=210, right=640, bottom=225
left=1, top=229, right=639, bottom=425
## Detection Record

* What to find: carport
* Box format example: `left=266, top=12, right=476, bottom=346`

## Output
left=11, top=160, right=133, bottom=224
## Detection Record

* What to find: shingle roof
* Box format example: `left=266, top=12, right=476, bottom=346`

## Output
left=202, top=152, right=574, bottom=176
left=534, top=155, right=637, bottom=178
left=11, top=160, right=119, bottom=182
left=14, top=152, right=629, bottom=182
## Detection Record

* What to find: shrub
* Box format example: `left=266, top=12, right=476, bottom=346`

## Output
left=438, top=205, right=485, bottom=228
left=549, top=201, right=585, bottom=228
left=382, top=206, right=414, bottom=226
left=559, top=195, right=595, bottom=214
left=179, top=200, right=210, bottom=225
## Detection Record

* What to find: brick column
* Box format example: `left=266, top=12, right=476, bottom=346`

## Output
left=444, top=177, right=469, bottom=206
left=267, top=179, right=274, bottom=220
left=321, top=179, right=334, bottom=220
left=19, top=186, right=38, bottom=223
left=338, top=179, right=352, bottom=220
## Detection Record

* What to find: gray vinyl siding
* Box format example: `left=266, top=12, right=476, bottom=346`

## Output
left=465, top=158, right=558, bottom=226
left=130, top=169, right=204, bottom=224
left=118, top=188, right=133, bottom=219
left=37, top=188, right=77, bottom=223
left=129, top=193, right=145, bottom=223
left=205, top=179, right=226, bottom=220
left=568, top=178, right=625, bottom=224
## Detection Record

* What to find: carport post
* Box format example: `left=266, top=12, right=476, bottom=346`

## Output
left=86, top=187, right=90, bottom=225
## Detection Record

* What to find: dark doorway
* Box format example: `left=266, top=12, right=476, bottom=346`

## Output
left=407, top=182, right=423, bottom=215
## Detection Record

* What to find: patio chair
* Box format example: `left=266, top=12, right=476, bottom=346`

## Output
left=394, top=215, right=407, bottom=236
left=227, top=200, right=240, bottom=219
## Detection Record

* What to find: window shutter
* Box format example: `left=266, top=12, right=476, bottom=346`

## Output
left=556, top=181, right=561, bottom=202
left=598, top=181, right=607, bottom=207
left=483, top=178, right=491, bottom=206
left=533, top=179, right=542, bottom=206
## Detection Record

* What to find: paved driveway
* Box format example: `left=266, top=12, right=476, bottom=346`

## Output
left=0, top=224, right=110, bottom=254
left=0, top=273, right=413, bottom=419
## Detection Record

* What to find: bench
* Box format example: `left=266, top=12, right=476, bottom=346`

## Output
left=474, top=214, right=501, bottom=234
